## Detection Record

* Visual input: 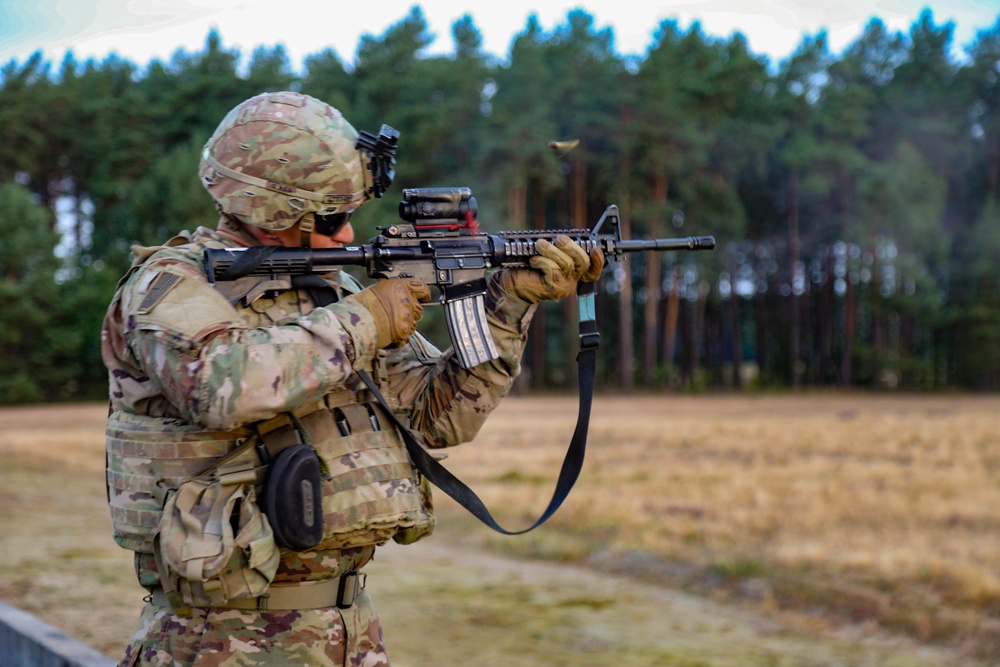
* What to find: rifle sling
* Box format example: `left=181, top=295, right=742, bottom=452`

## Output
left=356, top=278, right=598, bottom=535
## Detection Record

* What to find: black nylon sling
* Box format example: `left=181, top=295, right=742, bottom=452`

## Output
left=357, top=278, right=599, bottom=535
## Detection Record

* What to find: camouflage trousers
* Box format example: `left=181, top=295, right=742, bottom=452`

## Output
left=118, top=589, right=389, bottom=666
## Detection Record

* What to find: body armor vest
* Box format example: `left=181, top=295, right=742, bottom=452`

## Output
left=106, top=241, right=435, bottom=555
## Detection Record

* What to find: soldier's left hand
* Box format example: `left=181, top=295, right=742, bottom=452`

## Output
left=498, top=235, right=605, bottom=304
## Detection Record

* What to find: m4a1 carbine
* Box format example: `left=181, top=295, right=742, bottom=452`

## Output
left=204, top=187, right=715, bottom=369
left=206, top=187, right=715, bottom=534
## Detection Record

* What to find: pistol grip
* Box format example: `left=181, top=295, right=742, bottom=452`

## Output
left=445, top=295, right=500, bottom=369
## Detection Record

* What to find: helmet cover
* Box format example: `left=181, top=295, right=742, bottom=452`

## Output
left=199, top=91, right=371, bottom=231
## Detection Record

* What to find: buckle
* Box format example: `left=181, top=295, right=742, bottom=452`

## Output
left=337, top=571, right=366, bottom=609
left=579, top=331, right=601, bottom=351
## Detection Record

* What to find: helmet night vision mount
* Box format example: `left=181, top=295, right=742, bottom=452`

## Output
left=356, top=124, right=399, bottom=200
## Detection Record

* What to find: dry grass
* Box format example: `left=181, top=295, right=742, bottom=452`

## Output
left=0, top=395, right=997, bottom=665
left=0, top=404, right=143, bottom=654
left=439, top=392, right=1000, bottom=659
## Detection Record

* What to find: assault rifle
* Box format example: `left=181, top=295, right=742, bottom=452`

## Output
left=205, top=187, right=715, bottom=369
left=204, top=187, right=714, bottom=534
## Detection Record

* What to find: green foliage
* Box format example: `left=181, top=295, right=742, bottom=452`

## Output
left=951, top=201, right=1000, bottom=389
left=1, top=6, right=999, bottom=402
left=122, top=138, right=218, bottom=247
left=301, top=49, right=354, bottom=112
left=0, top=183, right=56, bottom=277
left=0, top=184, right=80, bottom=401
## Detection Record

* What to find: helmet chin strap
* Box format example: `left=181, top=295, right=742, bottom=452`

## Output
left=299, top=212, right=315, bottom=248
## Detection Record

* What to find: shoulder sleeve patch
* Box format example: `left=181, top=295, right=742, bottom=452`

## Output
left=129, top=263, right=243, bottom=341
left=137, top=272, right=181, bottom=314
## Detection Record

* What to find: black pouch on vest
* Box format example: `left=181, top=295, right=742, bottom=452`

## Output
left=262, top=444, right=325, bottom=551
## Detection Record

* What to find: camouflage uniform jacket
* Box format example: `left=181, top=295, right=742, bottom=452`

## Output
left=103, top=222, right=535, bottom=665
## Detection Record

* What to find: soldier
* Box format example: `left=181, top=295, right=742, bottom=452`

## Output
left=102, top=91, right=602, bottom=666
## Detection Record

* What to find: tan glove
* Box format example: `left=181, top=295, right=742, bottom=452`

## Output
left=497, top=235, right=605, bottom=304
left=347, top=279, right=431, bottom=348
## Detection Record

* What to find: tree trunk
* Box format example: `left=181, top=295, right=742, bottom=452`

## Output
left=618, top=196, right=634, bottom=394
left=869, top=210, right=884, bottom=381
left=842, top=275, right=855, bottom=386
left=563, top=153, right=587, bottom=389
left=987, top=130, right=999, bottom=202
left=817, top=252, right=834, bottom=384
left=507, top=183, right=527, bottom=231
left=730, top=287, right=743, bottom=388
left=617, top=110, right=634, bottom=394
left=642, top=174, right=668, bottom=387
left=787, top=166, right=801, bottom=389
left=694, top=283, right=708, bottom=386
left=508, top=183, right=529, bottom=394
left=530, top=185, right=547, bottom=389
left=663, top=267, right=680, bottom=385
left=680, top=299, right=693, bottom=388
left=573, top=150, right=586, bottom=226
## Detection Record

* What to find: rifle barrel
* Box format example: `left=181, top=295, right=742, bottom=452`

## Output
left=617, top=236, right=715, bottom=252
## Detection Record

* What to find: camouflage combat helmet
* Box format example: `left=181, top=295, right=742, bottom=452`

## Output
left=199, top=91, right=398, bottom=232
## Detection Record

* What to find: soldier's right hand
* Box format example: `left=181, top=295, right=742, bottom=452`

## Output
left=347, top=279, right=431, bottom=349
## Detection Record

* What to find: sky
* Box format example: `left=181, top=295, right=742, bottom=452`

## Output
left=1, top=0, right=998, bottom=74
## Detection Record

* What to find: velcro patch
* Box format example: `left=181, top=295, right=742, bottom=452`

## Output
left=272, top=92, right=307, bottom=107
left=138, top=273, right=181, bottom=314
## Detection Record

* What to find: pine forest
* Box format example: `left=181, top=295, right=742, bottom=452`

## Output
left=2, top=7, right=999, bottom=402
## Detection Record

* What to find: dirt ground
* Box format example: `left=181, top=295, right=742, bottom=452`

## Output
left=365, top=521, right=972, bottom=667
left=0, top=398, right=995, bottom=666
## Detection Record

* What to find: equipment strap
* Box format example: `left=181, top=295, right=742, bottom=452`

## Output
left=357, top=278, right=598, bottom=535
left=150, top=570, right=366, bottom=611
left=202, top=151, right=366, bottom=206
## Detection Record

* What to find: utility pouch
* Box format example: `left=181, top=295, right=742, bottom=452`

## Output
left=152, top=439, right=279, bottom=615
left=262, top=443, right=325, bottom=551
left=306, top=401, right=436, bottom=550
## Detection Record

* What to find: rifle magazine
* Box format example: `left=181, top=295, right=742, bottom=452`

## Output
left=446, top=295, right=500, bottom=369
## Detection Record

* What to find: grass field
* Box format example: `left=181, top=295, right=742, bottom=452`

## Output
left=0, top=394, right=998, bottom=665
